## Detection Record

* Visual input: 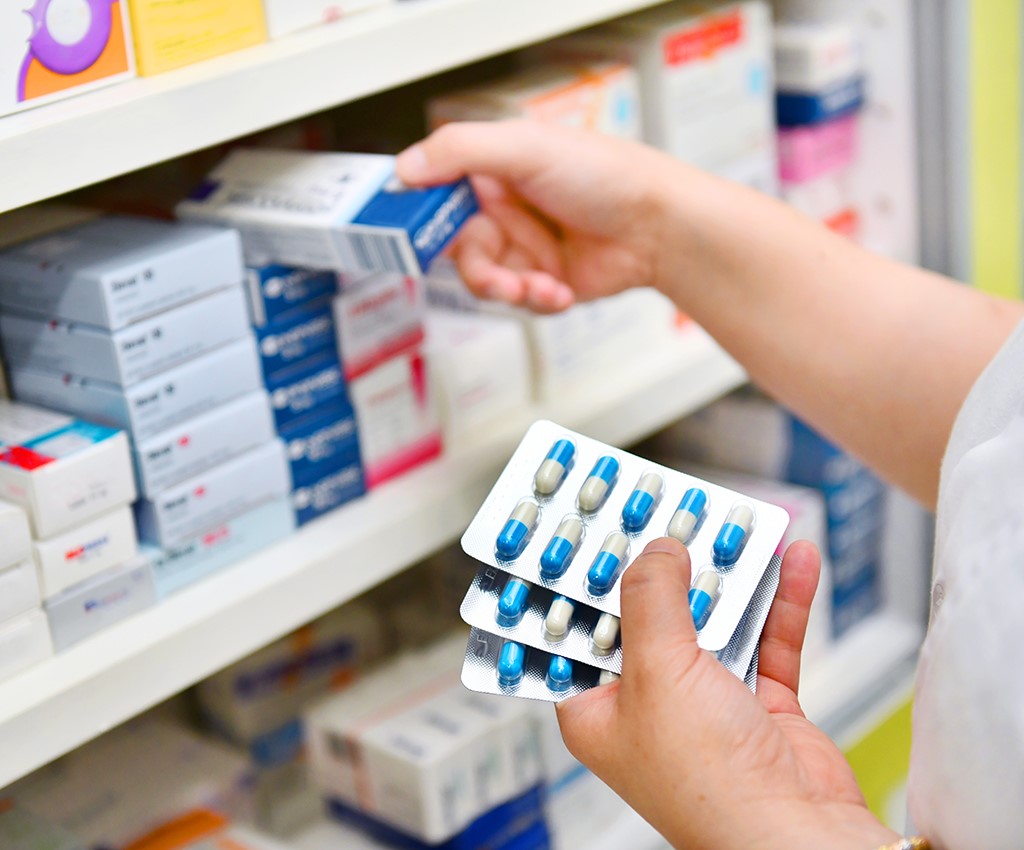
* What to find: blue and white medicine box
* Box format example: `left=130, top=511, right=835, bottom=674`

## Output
left=775, top=76, right=865, bottom=127
left=279, top=407, right=360, bottom=488
left=254, top=298, right=338, bottom=383
left=291, top=443, right=365, bottom=527
left=147, top=497, right=296, bottom=598
left=176, top=149, right=478, bottom=277
left=265, top=349, right=350, bottom=430
left=245, top=264, right=339, bottom=327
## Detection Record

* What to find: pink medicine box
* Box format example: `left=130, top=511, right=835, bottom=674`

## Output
left=777, top=113, right=858, bottom=183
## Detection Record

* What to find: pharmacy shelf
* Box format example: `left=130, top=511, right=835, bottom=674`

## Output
left=0, top=0, right=670, bottom=215
left=0, top=329, right=743, bottom=791
left=802, top=611, right=924, bottom=738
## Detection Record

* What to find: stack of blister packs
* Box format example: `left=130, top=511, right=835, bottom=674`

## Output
left=458, top=420, right=790, bottom=702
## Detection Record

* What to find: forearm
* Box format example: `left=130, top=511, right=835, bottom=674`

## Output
left=652, top=163, right=1024, bottom=507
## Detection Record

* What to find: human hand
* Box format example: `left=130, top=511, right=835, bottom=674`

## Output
left=396, top=120, right=678, bottom=312
left=555, top=538, right=899, bottom=850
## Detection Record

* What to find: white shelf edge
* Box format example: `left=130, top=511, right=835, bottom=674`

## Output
left=801, top=610, right=924, bottom=735
left=0, top=329, right=743, bottom=790
left=0, top=0, right=670, bottom=214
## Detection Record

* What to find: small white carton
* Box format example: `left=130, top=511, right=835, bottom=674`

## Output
left=0, top=402, right=136, bottom=538
left=10, top=336, right=263, bottom=442
left=0, top=217, right=244, bottom=330
left=0, top=285, right=250, bottom=386
left=135, top=440, right=291, bottom=548
left=0, top=498, right=31, bottom=570
left=333, top=272, right=425, bottom=380
left=0, top=558, right=41, bottom=625
left=263, top=0, right=390, bottom=39
left=33, top=505, right=138, bottom=600
left=0, top=609, right=52, bottom=684
left=133, top=392, right=276, bottom=498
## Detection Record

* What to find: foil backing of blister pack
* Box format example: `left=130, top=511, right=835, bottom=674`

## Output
left=461, top=627, right=605, bottom=703
left=460, top=420, right=790, bottom=651
left=717, top=552, right=782, bottom=688
left=460, top=564, right=623, bottom=674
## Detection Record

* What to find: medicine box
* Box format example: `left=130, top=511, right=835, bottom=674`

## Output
left=34, top=505, right=138, bottom=600
left=777, top=114, right=859, bottom=183
left=349, top=347, right=441, bottom=488
left=776, top=77, right=865, bottom=128
left=428, top=60, right=642, bottom=139
left=773, top=22, right=862, bottom=95
left=177, top=149, right=477, bottom=277
left=425, top=309, right=532, bottom=440
left=136, top=439, right=291, bottom=548
left=245, top=265, right=338, bottom=328
left=0, top=402, right=136, bottom=539
left=0, top=217, right=244, bottom=331
left=255, top=300, right=338, bottom=383
left=333, top=272, right=425, bottom=380
left=548, top=2, right=774, bottom=176
left=279, top=407, right=360, bottom=487
left=0, top=285, right=250, bottom=386
left=147, top=498, right=295, bottom=598
left=0, top=499, right=31, bottom=571
left=134, top=392, right=276, bottom=498
left=46, top=556, right=156, bottom=652
left=11, top=336, right=263, bottom=443
left=307, top=635, right=543, bottom=844
left=0, top=609, right=52, bottom=685
left=263, top=0, right=390, bottom=39
left=0, top=1, right=134, bottom=118
left=265, top=351, right=350, bottom=431
left=0, top=558, right=41, bottom=625
left=291, top=449, right=365, bottom=527
left=127, top=0, right=267, bottom=76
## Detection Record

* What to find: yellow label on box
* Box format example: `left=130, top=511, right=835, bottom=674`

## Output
left=129, top=0, right=267, bottom=76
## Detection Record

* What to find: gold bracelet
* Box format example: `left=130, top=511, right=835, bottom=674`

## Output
left=876, top=839, right=930, bottom=850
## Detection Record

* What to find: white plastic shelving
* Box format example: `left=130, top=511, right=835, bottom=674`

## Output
left=0, top=329, right=743, bottom=791
left=0, top=0, right=670, bottom=215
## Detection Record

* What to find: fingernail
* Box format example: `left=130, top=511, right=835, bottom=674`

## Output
left=395, top=144, right=428, bottom=182
left=642, top=537, right=686, bottom=557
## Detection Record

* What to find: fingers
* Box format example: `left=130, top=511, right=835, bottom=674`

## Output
left=756, top=540, right=821, bottom=715
left=396, top=121, right=547, bottom=186
left=619, top=538, right=700, bottom=684
left=554, top=680, right=619, bottom=773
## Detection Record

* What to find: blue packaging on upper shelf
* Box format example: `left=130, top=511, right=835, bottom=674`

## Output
left=291, top=445, right=365, bottom=527
left=245, top=264, right=339, bottom=328
left=279, top=406, right=360, bottom=487
left=264, top=349, right=350, bottom=430
left=776, top=76, right=865, bottom=127
left=254, top=298, right=338, bottom=383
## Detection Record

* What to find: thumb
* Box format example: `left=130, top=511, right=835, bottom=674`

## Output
left=396, top=120, right=546, bottom=186
left=619, top=538, right=700, bottom=684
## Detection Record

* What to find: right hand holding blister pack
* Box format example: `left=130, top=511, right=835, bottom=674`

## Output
left=458, top=420, right=791, bottom=702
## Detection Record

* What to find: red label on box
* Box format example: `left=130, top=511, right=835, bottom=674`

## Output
left=0, top=445, right=56, bottom=471
left=825, top=207, right=860, bottom=239
left=663, top=12, right=743, bottom=66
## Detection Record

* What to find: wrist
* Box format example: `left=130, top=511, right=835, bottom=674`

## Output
left=777, top=801, right=900, bottom=850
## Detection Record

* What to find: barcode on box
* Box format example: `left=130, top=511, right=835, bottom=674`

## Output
left=337, top=226, right=420, bottom=276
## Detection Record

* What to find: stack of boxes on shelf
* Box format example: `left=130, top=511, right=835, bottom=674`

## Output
left=246, top=263, right=365, bottom=525
left=0, top=400, right=139, bottom=658
left=0, top=216, right=294, bottom=605
left=0, top=500, right=49, bottom=682
left=774, top=20, right=865, bottom=237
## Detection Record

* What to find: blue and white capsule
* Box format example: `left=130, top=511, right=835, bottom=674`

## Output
left=586, top=531, right=630, bottom=597
left=712, top=503, right=755, bottom=567
left=495, top=499, right=540, bottom=559
left=577, top=456, right=620, bottom=512
left=534, top=439, right=575, bottom=495
left=543, top=595, right=576, bottom=642
left=497, top=640, right=526, bottom=688
left=496, top=577, right=533, bottom=628
left=688, top=569, right=723, bottom=631
left=539, top=515, right=584, bottom=579
left=621, top=471, right=664, bottom=532
left=667, top=487, right=709, bottom=544
left=546, top=655, right=574, bottom=693
left=590, top=612, right=620, bottom=657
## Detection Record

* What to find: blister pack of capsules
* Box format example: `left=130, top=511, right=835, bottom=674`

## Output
left=459, top=420, right=790, bottom=702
